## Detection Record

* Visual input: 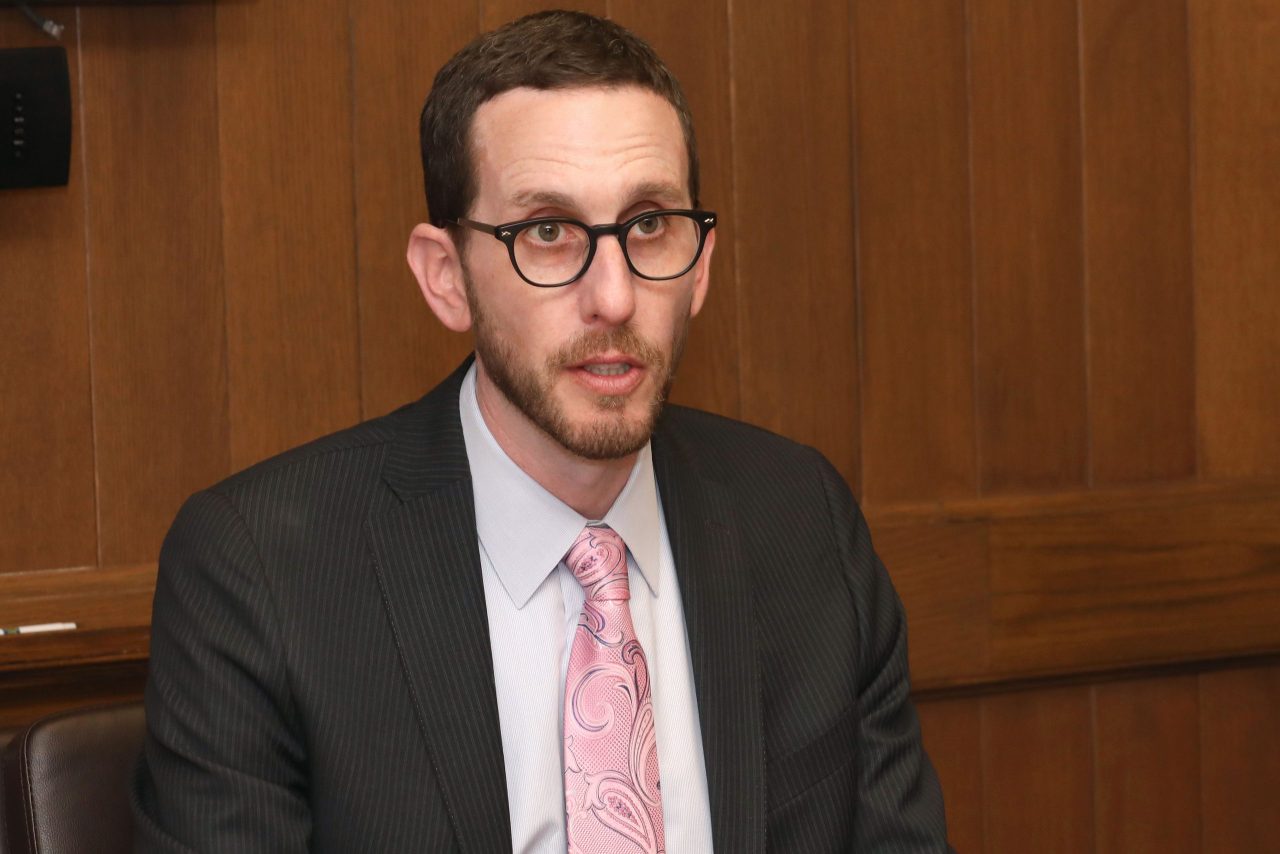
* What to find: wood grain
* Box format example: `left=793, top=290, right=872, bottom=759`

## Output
left=78, top=4, right=228, bottom=565
left=481, top=0, right=605, bottom=31
left=215, top=0, right=362, bottom=468
left=988, top=488, right=1280, bottom=676
left=865, top=478, right=1280, bottom=690
left=915, top=697, right=983, bottom=853
left=612, top=0, right=740, bottom=421
left=0, top=15, right=97, bottom=574
left=1094, top=675, right=1200, bottom=854
left=852, top=0, right=976, bottom=504
left=982, top=686, right=1093, bottom=853
left=351, top=1, right=476, bottom=419
left=872, top=518, right=988, bottom=688
left=1200, top=664, right=1280, bottom=852
left=1082, top=0, right=1195, bottom=485
left=730, top=0, right=859, bottom=486
left=1190, top=0, right=1280, bottom=478
left=969, top=0, right=1088, bottom=493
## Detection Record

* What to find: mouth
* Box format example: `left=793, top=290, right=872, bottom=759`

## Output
left=566, top=354, right=646, bottom=396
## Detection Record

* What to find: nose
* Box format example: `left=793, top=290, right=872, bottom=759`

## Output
left=577, top=234, right=636, bottom=327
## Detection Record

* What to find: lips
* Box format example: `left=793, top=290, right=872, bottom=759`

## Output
left=566, top=354, right=646, bottom=396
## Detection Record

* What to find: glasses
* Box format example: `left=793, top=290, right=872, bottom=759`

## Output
left=453, top=209, right=717, bottom=288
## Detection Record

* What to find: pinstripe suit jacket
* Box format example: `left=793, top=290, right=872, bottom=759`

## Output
left=132, top=359, right=950, bottom=852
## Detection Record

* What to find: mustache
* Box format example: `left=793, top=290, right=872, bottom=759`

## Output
left=548, top=326, right=666, bottom=372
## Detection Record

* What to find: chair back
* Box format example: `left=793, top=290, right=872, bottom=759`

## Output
left=2, top=703, right=144, bottom=854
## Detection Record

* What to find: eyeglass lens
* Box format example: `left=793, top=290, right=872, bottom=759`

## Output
left=513, top=212, right=701, bottom=285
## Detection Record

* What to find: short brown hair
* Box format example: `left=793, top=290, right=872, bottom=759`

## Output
left=419, top=10, right=699, bottom=227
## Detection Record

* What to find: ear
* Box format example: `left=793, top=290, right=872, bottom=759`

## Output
left=407, top=223, right=472, bottom=332
left=688, top=226, right=715, bottom=318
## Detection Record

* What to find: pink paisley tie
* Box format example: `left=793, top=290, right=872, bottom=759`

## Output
left=562, top=525, right=665, bottom=854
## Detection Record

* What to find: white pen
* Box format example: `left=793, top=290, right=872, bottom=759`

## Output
left=0, top=622, right=78, bottom=636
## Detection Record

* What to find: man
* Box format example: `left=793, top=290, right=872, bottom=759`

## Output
left=133, top=10, right=949, bottom=852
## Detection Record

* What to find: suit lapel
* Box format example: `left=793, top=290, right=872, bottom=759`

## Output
left=654, top=424, right=767, bottom=854
left=366, top=361, right=512, bottom=852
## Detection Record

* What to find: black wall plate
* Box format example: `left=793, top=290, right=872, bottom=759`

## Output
left=0, top=46, right=71, bottom=190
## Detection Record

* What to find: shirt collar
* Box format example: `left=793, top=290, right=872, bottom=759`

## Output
left=458, top=363, right=662, bottom=608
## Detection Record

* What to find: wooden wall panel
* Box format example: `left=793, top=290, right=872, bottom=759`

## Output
left=1082, top=0, right=1195, bottom=485
left=1200, top=664, right=1280, bottom=852
left=987, top=487, right=1280, bottom=676
left=614, top=0, right=741, bottom=421
left=983, top=686, right=1093, bottom=853
left=0, top=15, right=97, bottom=574
left=873, top=518, right=989, bottom=687
left=852, top=0, right=976, bottom=504
left=482, top=0, right=606, bottom=31
left=969, top=0, right=1087, bottom=493
left=916, top=697, right=983, bottom=853
left=351, top=2, right=475, bottom=419
left=215, top=0, right=362, bottom=469
left=1094, top=675, right=1200, bottom=854
left=1190, top=0, right=1280, bottom=479
left=730, top=0, right=859, bottom=484
left=79, top=5, right=227, bottom=565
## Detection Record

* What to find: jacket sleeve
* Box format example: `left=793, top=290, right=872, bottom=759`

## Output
left=131, top=488, right=311, bottom=852
left=814, top=450, right=955, bottom=852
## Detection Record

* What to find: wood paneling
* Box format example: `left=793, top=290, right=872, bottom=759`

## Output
left=983, top=686, right=1093, bottom=853
left=1190, top=0, right=1280, bottom=478
left=871, top=479, right=1280, bottom=689
left=1082, top=0, right=1195, bottom=485
left=482, top=0, right=605, bottom=31
left=215, top=0, right=362, bottom=468
left=987, top=486, right=1280, bottom=677
left=874, top=518, right=989, bottom=687
left=613, top=0, right=740, bottom=421
left=1200, top=665, right=1280, bottom=852
left=79, top=4, right=227, bottom=565
left=351, top=1, right=475, bottom=419
left=731, top=0, right=859, bottom=485
left=0, top=15, right=97, bottom=574
left=1094, top=675, right=1200, bottom=854
left=852, top=0, right=976, bottom=504
left=916, top=697, right=983, bottom=853
left=969, top=0, right=1088, bottom=493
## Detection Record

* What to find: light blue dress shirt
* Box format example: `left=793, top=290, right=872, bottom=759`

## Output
left=458, top=364, right=714, bottom=853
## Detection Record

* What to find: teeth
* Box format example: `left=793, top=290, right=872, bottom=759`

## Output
left=583, top=363, right=631, bottom=376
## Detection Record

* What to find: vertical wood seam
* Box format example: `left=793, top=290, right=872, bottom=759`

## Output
left=1076, top=0, right=1095, bottom=492
left=1191, top=673, right=1204, bottom=853
left=214, top=1, right=235, bottom=466
left=978, top=696, right=990, bottom=853
left=726, top=0, right=745, bottom=426
left=75, top=9, right=104, bottom=569
left=1089, top=683, right=1100, bottom=852
left=346, top=0, right=367, bottom=419
left=963, top=0, right=983, bottom=497
left=1184, top=0, right=1201, bottom=484
left=848, top=0, right=866, bottom=500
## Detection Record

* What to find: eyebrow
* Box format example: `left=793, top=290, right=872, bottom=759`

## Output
left=507, top=181, right=689, bottom=217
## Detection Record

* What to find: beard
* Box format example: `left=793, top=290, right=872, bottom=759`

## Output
left=466, top=281, right=690, bottom=461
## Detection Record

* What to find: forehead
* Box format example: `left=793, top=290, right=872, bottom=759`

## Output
left=469, top=85, right=689, bottom=214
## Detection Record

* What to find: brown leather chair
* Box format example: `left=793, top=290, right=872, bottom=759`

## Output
left=1, top=703, right=144, bottom=854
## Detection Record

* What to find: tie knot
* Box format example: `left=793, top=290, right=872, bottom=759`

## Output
left=565, top=525, right=630, bottom=601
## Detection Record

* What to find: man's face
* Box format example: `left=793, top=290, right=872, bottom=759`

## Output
left=461, top=85, right=712, bottom=460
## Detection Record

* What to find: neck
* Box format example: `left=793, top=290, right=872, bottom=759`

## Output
left=474, top=369, right=637, bottom=520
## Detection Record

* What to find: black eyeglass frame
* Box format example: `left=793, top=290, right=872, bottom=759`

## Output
left=452, top=209, right=718, bottom=288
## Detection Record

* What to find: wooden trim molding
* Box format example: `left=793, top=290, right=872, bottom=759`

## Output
left=2, top=479, right=1278, bottom=696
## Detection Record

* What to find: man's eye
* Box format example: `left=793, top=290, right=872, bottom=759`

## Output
left=635, top=215, right=662, bottom=235
left=535, top=222, right=563, bottom=242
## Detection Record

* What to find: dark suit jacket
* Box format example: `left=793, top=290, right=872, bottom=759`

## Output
left=132, top=359, right=949, bottom=852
